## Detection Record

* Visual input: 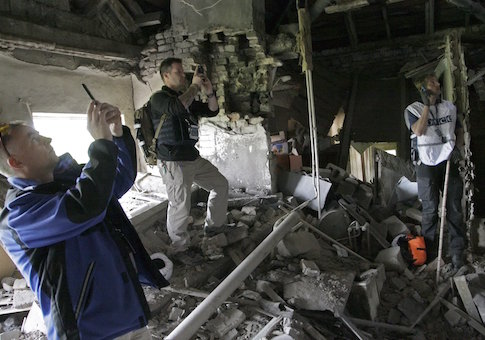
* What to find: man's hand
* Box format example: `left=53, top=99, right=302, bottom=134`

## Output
left=191, top=72, right=203, bottom=90
left=420, top=89, right=437, bottom=106
left=87, top=101, right=113, bottom=141
left=101, top=103, right=123, bottom=137
left=450, top=147, right=463, bottom=165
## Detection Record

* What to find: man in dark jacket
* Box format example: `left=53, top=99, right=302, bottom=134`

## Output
left=150, top=57, right=228, bottom=253
left=0, top=101, right=169, bottom=340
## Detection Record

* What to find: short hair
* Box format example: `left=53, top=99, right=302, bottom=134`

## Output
left=159, top=57, right=182, bottom=79
left=0, top=123, right=25, bottom=177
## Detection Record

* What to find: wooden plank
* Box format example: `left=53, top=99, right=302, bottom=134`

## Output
left=441, top=298, right=485, bottom=336
left=106, top=0, right=138, bottom=33
left=252, top=315, right=283, bottom=340
left=325, top=0, right=369, bottom=14
left=425, top=0, right=435, bottom=35
left=446, top=0, right=485, bottom=23
left=454, top=275, right=482, bottom=322
left=135, top=11, right=164, bottom=27
left=338, top=73, right=359, bottom=169
left=0, top=305, right=31, bottom=316
left=349, top=317, right=416, bottom=334
left=120, top=0, right=144, bottom=16
left=382, top=6, right=392, bottom=39
left=411, top=281, right=451, bottom=328
left=0, top=15, right=140, bottom=62
left=398, top=76, right=410, bottom=160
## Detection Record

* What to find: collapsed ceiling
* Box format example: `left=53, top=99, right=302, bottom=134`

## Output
left=1, top=0, right=484, bottom=75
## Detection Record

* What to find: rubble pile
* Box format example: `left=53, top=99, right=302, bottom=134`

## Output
left=2, top=164, right=485, bottom=339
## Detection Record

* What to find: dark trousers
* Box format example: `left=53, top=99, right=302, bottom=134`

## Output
left=416, top=161, right=465, bottom=257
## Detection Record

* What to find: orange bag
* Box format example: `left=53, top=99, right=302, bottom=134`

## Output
left=407, top=234, right=427, bottom=266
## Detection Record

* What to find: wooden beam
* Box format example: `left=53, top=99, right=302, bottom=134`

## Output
left=0, top=15, right=140, bottom=62
left=440, top=298, right=485, bottom=336
left=425, top=0, right=435, bottom=35
left=447, top=0, right=485, bottom=23
left=382, top=6, right=392, bottom=39
left=310, top=0, right=333, bottom=22
left=313, top=24, right=485, bottom=59
left=120, top=0, right=144, bottom=16
left=345, top=11, right=359, bottom=48
left=399, top=76, right=410, bottom=160
left=338, top=73, right=359, bottom=169
left=85, top=0, right=108, bottom=17
left=135, top=11, right=164, bottom=27
left=453, top=276, right=482, bottom=322
left=325, top=0, right=369, bottom=14
left=106, top=0, right=138, bottom=33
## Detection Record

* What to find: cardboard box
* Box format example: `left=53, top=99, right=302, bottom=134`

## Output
left=275, top=154, right=289, bottom=171
left=289, top=155, right=302, bottom=172
left=270, top=131, right=286, bottom=143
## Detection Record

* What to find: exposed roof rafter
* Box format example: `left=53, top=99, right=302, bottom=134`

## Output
left=446, top=0, right=485, bottom=23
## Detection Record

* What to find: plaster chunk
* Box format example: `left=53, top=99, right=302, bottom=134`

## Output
left=283, top=271, right=355, bottom=314
left=206, top=308, right=246, bottom=338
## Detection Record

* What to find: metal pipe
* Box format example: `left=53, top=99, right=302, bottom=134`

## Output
left=307, top=70, right=322, bottom=218
left=166, top=211, right=302, bottom=340
left=436, top=159, right=451, bottom=285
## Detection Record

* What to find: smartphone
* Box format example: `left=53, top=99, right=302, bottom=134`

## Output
left=82, top=83, right=96, bottom=101
left=420, top=85, right=431, bottom=97
left=196, top=65, right=204, bottom=75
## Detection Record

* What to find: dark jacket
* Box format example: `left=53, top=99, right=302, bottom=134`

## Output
left=0, top=126, right=169, bottom=340
left=150, top=86, right=218, bottom=161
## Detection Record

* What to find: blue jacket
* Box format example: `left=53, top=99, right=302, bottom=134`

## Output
left=0, top=126, right=169, bottom=340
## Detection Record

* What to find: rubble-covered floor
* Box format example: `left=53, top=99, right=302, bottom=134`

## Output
left=1, top=188, right=485, bottom=339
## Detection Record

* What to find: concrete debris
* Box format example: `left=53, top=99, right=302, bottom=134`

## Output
left=277, top=231, right=321, bottom=259
left=283, top=271, right=355, bottom=315
left=0, top=330, right=21, bottom=340
left=12, top=279, right=27, bottom=290
left=348, top=273, right=380, bottom=320
left=3, top=163, right=484, bottom=340
left=397, top=297, right=425, bottom=325
left=12, top=290, right=35, bottom=309
left=205, top=308, right=246, bottom=338
left=382, top=215, right=410, bottom=239
left=375, top=247, right=408, bottom=272
left=300, top=259, right=320, bottom=277
left=1, top=278, right=15, bottom=292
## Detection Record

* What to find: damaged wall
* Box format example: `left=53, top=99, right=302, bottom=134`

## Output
left=134, top=0, right=277, bottom=192
left=0, top=54, right=134, bottom=122
left=170, top=0, right=264, bottom=36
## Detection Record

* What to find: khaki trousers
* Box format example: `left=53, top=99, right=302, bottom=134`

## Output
left=114, top=327, right=152, bottom=340
left=158, top=157, right=228, bottom=250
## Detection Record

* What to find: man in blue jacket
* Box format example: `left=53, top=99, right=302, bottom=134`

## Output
left=0, top=101, right=169, bottom=339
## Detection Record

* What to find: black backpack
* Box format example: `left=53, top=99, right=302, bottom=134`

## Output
left=134, top=101, right=166, bottom=166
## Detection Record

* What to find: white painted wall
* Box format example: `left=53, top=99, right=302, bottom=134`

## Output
left=132, top=72, right=163, bottom=110
left=0, top=54, right=134, bottom=124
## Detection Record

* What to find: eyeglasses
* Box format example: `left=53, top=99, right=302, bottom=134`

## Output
left=0, top=124, right=12, bottom=157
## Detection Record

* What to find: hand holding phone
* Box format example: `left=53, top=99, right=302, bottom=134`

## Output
left=420, top=85, right=431, bottom=106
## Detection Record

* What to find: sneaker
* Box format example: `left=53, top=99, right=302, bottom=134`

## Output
left=452, top=253, right=465, bottom=270
left=203, top=223, right=236, bottom=237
